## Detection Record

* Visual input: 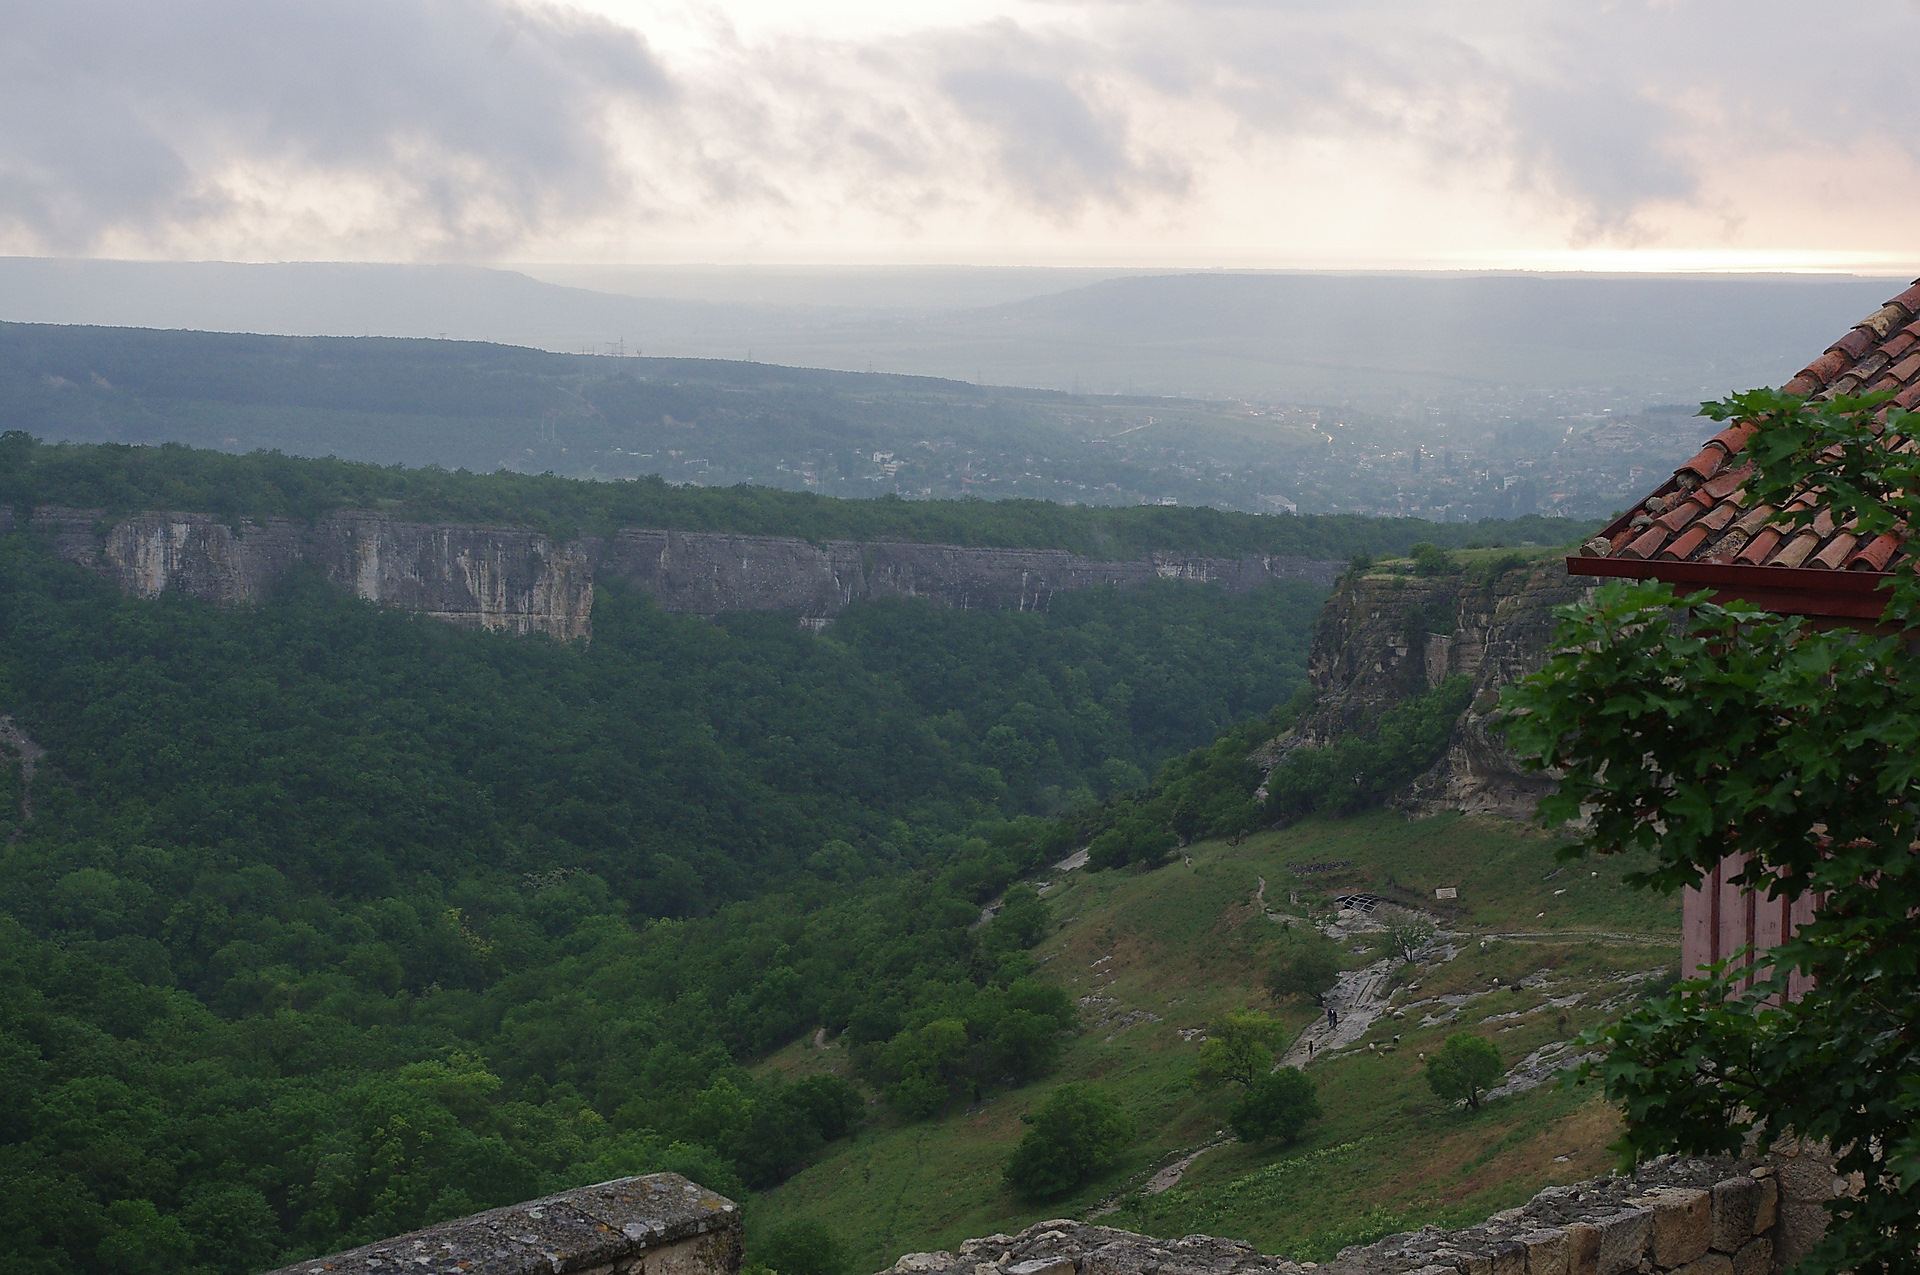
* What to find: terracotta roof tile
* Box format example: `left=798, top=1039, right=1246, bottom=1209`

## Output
left=1580, top=278, right=1920, bottom=583
left=1801, top=349, right=1852, bottom=386
left=1708, top=421, right=1758, bottom=455
left=1832, top=327, right=1878, bottom=360
left=1678, top=446, right=1726, bottom=480
left=1622, top=524, right=1673, bottom=560
left=1770, top=532, right=1822, bottom=569
left=1811, top=533, right=1857, bottom=570
left=1849, top=533, right=1902, bottom=571
left=1735, top=527, right=1785, bottom=564
left=1656, top=500, right=1704, bottom=533
left=1697, top=502, right=1740, bottom=534
left=1660, top=525, right=1713, bottom=561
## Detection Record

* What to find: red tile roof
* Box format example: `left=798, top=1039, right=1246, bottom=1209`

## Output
left=1569, top=277, right=1920, bottom=619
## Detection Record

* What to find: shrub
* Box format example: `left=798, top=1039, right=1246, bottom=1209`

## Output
left=1002, top=1083, right=1134, bottom=1202
left=756, top=1219, right=847, bottom=1275
left=1195, top=1010, right=1284, bottom=1089
left=1265, top=939, right=1340, bottom=1005
left=1408, top=542, right=1456, bottom=576
left=1425, top=1032, right=1502, bottom=1110
left=1229, top=1068, right=1321, bottom=1144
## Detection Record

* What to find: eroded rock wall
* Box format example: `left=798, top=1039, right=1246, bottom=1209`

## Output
left=595, top=531, right=1339, bottom=619
left=3, top=504, right=1339, bottom=640
left=1255, top=559, right=1589, bottom=820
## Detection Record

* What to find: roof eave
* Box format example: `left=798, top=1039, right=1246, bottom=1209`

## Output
left=1565, top=556, right=1896, bottom=621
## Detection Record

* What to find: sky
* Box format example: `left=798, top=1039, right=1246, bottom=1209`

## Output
left=4, top=0, right=1920, bottom=270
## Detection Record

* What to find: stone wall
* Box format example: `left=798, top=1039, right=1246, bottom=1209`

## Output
left=1254, top=560, right=1588, bottom=820
left=2, top=504, right=1339, bottom=639
left=881, top=1155, right=1816, bottom=1275
left=261, top=1173, right=742, bottom=1275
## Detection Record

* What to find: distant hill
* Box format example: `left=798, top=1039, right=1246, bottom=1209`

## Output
left=0, top=258, right=1898, bottom=406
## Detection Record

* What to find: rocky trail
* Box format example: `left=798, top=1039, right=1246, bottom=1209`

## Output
left=1255, top=877, right=1455, bottom=1067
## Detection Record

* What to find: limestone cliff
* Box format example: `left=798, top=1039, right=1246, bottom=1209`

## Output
left=1257, top=558, right=1589, bottom=820
left=595, top=529, right=1336, bottom=619
left=3, top=504, right=1338, bottom=641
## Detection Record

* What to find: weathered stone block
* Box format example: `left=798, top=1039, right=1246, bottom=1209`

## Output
left=1750, top=1175, right=1777, bottom=1234
left=1729, top=1237, right=1770, bottom=1275
left=1583, top=1207, right=1651, bottom=1275
left=1636, top=1188, right=1710, bottom=1267
left=1667, top=1255, right=1731, bottom=1275
left=1560, top=1222, right=1601, bottom=1275
left=1708, top=1178, right=1758, bottom=1253
left=1517, top=1227, right=1568, bottom=1275
left=1007, top=1259, right=1074, bottom=1275
left=1490, top=1240, right=1528, bottom=1275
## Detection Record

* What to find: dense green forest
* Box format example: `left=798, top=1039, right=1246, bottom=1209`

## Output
left=0, top=431, right=1593, bottom=560
left=0, top=527, right=1333, bottom=1274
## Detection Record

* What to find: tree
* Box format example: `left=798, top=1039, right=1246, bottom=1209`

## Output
left=1501, top=387, right=1920, bottom=1273
left=1195, top=1009, right=1283, bottom=1088
left=1264, top=939, right=1340, bottom=1005
left=1408, top=542, right=1455, bottom=576
left=1425, top=1032, right=1501, bottom=1111
left=756, top=1219, right=847, bottom=1275
left=1373, top=905, right=1435, bottom=964
left=1229, top=1068, right=1321, bottom=1144
left=1002, top=1083, right=1134, bottom=1202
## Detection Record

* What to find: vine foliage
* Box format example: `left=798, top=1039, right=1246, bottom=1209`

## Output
left=1503, top=388, right=1920, bottom=1275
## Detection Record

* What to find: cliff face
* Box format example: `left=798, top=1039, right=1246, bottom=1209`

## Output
left=1259, top=558, right=1589, bottom=819
left=4, top=505, right=1338, bottom=640
left=596, top=529, right=1338, bottom=619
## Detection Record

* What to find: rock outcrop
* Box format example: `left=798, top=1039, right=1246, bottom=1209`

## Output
left=880, top=1156, right=1795, bottom=1275
left=1256, top=559, right=1589, bottom=820
left=4, top=505, right=1339, bottom=640
left=22, top=507, right=594, bottom=641
left=262, top=1172, right=742, bottom=1275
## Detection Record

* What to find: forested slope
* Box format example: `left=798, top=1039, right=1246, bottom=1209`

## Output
left=0, top=431, right=1594, bottom=560
left=0, top=530, right=1324, bottom=1274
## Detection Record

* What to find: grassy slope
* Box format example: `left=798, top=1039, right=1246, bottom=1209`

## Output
left=750, top=810, right=1678, bottom=1269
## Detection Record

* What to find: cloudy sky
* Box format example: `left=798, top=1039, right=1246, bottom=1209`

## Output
left=4, top=0, right=1918, bottom=269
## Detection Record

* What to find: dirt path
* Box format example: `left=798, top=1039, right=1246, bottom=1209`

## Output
left=0, top=715, right=45, bottom=823
left=1258, top=885, right=1457, bottom=1068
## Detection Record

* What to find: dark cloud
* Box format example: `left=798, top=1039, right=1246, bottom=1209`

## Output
left=2, top=0, right=1917, bottom=256
left=0, top=0, right=670, bottom=254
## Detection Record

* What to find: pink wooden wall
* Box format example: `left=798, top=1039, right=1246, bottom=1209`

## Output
left=1681, top=853, right=1819, bottom=1001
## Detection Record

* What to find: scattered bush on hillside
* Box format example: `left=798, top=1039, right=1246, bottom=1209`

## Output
left=1408, top=542, right=1457, bottom=576
left=1195, top=1009, right=1285, bottom=1089
left=1425, top=1033, right=1502, bottom=1111
left=1262, top=676, right=1473, bottom=822
left=1002, top=1083, right=1134, bottom=1202
left=863, top=979, right=1077, bottom=1120
left=754, top=1219, right=848, bottom=1275
left=1229, top=1068, right=1321, bottom=1145
left=1265, top=935, right=1342, bottom=1006
left=1373, top=906, right=1436, bottom=963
